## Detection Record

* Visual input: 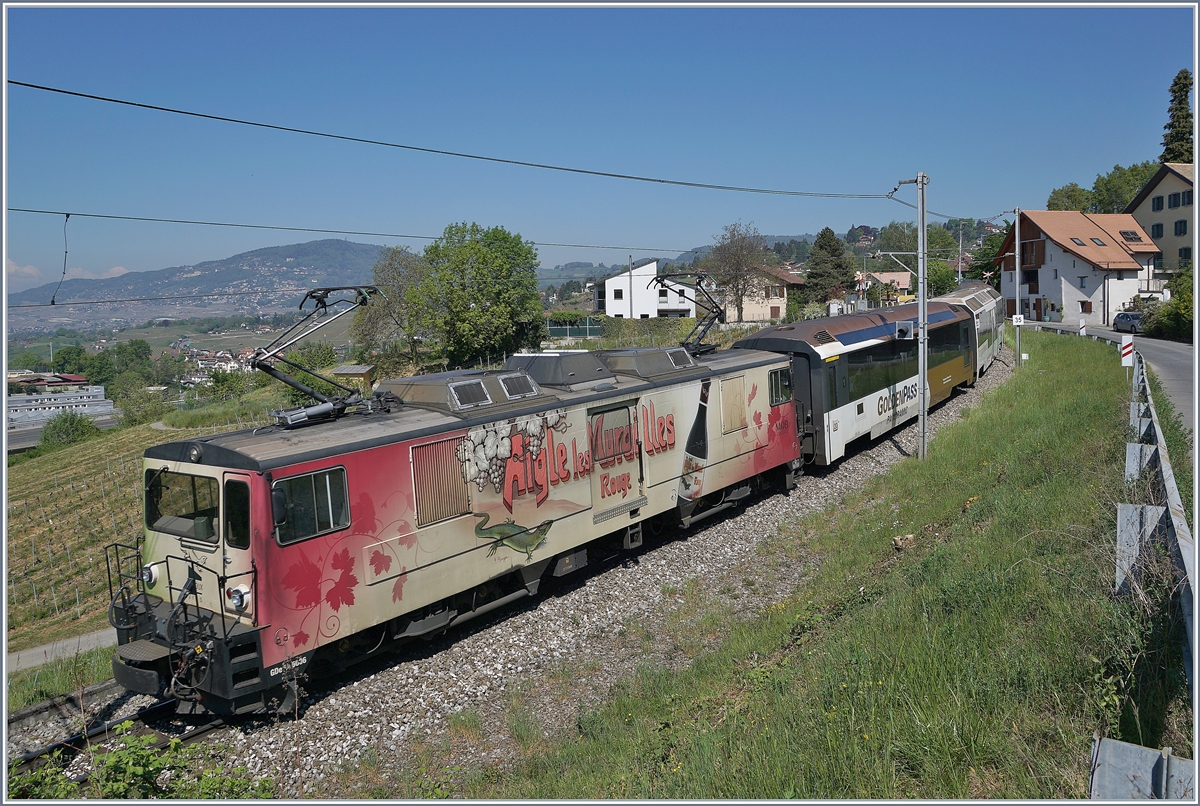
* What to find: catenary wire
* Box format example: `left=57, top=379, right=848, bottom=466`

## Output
left=10, top=289, right=316, bottom=309
left=8, top=208, right=696, bottom=254
left=9, top=81, right=892, bottom=200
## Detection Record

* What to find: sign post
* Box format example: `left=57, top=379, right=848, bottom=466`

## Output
left=1079, top=318, right=1087, bottom=338
left=1121, top=335, right=1134, bottom=367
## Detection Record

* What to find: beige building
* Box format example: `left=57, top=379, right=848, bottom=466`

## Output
left=1124, top=162, right=1193, bottom=290
left=726, top=264, right=805, bottom=322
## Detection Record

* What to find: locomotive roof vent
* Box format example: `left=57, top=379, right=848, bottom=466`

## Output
left=812, top=330, right=838, bottom=345
left=597, top=347, right=705, bottom=380
left=503, top=352, right=615, bottom=392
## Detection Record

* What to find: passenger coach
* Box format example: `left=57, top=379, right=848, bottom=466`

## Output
left=733, top=282, right=1004, bottom=466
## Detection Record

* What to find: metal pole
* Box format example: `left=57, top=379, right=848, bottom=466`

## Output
left=628, top=255, right=634, bottom=320
left=1014, top=208, right=1022, bottom=368
left=917, top=172, right=929, bottom=461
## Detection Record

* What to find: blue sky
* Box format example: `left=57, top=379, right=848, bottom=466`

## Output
left=4, top=5, right=1195, bottom=294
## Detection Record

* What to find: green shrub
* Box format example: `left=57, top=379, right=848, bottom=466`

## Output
left=39, top=410, right=101, bottom=448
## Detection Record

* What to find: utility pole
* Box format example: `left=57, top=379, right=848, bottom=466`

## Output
left=897, top=172, right=930, bottom=460
left=1014, top=209, right=1022, bottom=368
left=957, top=222, right=964, bottom=282
left=628, top=254, right=634, bottom=320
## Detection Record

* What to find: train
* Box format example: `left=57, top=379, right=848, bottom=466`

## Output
left=106, top=281, right=1004, bottom=716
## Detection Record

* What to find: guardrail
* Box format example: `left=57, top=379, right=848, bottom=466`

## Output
left=1014, top=319, right=1195, bottom=799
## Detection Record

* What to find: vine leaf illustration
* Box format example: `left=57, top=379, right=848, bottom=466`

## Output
left=391, top=568, right=409, bottom=604
left=281, top=553, right=323, bottom=609
left=370, top=549, right=392, bottom=577
left=326, top=548, right=358, bottom=611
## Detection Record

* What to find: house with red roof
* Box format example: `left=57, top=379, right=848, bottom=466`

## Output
left=993, top=210, right=1158, bottom=327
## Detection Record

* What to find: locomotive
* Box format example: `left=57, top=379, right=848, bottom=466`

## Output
left=106, top=281, right=1003, bottom=715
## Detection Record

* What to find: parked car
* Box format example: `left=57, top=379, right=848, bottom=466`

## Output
left=1113, top=312, right=1144, bottom=334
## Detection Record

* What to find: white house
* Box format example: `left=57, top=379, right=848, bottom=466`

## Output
left=596, top=258, right=696, bottom=319
left=994, top=210, right=1158, bottom=327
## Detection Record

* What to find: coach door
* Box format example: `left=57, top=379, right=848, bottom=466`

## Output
left=791, top=355, right=817, bottom=460
left=220, top=472, right=257, bottom=622
left=588, top=403, right=646, bottom=527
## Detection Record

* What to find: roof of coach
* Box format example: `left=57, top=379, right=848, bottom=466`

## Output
left=733, top=300, right=969, bottom=355
left=145, top=346, right=786, bottom=473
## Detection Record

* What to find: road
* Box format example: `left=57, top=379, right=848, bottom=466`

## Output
left=1131, top=334, right=1194, bottom=441
left=5, top=414, right=120, bottom=453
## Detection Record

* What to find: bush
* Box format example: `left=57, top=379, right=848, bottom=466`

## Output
left=115, top=389, right=172, bottom=427
left=39, top=410, right=101, bottom=448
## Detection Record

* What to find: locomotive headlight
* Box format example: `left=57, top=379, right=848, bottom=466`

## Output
left=141, top=564, right=158, bottom=587
left=226, top=584, right=251, bottom=610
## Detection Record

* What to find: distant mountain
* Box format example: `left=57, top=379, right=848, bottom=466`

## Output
left=8, top=239, right=383, bottom=333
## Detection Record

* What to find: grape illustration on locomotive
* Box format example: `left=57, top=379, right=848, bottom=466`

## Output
left=106, top=281, right=1003, bottom=715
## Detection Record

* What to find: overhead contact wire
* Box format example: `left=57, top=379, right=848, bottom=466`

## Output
left=10, top=80, right=889, bottom=200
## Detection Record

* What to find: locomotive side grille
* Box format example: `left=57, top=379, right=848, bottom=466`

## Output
left=413, top=437, right=471, bottom=527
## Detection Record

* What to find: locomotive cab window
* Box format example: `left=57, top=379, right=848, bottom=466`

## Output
left=145, top=470, right=220, bottom=544
left=224, top=479, right=251, bottom=550
left=769, top=368, right=792, bottom=406
left=274, top=467, right=349, bottom=545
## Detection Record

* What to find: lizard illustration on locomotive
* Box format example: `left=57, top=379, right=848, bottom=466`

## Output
left=106, top=281, right=1003, bottom=715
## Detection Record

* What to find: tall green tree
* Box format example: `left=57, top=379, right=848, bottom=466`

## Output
left=1046, top=162, right=1158, bottom=214
left=803, top=228, right=856, bottom=303
left=1046, top=182, right=1095, bottom=211
left=1161, top=68, right=1193, bottom=164
left=422, top=222, right=545, bottom=368
left=351, top=245, right=432, bottom=365
left=705, top=220, right=769, bottom=323
left=928, top=260, right=959, bottom=297
left=1091, top=161, right=1159, bottom=214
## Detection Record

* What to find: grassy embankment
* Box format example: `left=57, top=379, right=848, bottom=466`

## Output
left=325, top=330, right=1191, bottom=799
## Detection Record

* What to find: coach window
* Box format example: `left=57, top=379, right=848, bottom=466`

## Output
left=769, top=368, right=792, bottom=406
left=274, top=467, right=349, bottom=545
left=224, top=479, right=251, bottom=550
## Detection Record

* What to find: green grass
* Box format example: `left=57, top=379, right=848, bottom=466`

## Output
left=160, top=385, right=289, bottom=429
left=322, top=329, right=1190, bottom=799
left=7, top=645, right=116, bottom=712
left=1144, top=366, right=1193, bottom=527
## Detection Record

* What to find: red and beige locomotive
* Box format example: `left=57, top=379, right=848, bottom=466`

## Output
left=107, top=281, right=1002, bottom=715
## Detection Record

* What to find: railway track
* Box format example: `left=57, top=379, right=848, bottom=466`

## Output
left=9, top=694, right=226, bottom=781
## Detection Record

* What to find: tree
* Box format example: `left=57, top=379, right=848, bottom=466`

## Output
left=965, top=230, right=1007, bottom=290
left=1161, top=68, right=1193, bottom=164
left=1047, top=182, right=1094, bottom=211
left=1045, top=161, right=1158, bottom=214
left=351, top=246, right=433, bottom=365
left=1145, top=263, right=1193, bottom=341
left=115, top=389, right=171, bottom=427
left=282, top=342, right=340, bottom=406
left=40, top=410, right=101, bottom=448
left=51, top=346, right=90, bottom=375
left=421, top=223, right=545, bottom=368
left=705, top=220, right=769, bottom=323
left=928, top=260, right=958, bottom=297
left=1091, top=161, right=1159, bottom=214
left=803, top=228, right=856, bottom=303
